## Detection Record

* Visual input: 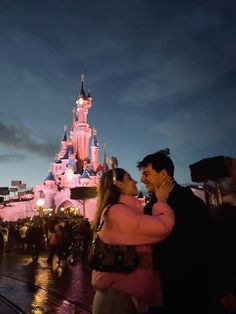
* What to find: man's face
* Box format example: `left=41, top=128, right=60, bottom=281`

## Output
left=140, top=164, right=164, bottom=193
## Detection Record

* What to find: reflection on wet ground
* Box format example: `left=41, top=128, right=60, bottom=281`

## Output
left=0, top=252, right=94, bottom=313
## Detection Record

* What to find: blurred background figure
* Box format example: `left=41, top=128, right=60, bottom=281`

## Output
left=0, top=227, right=4, bottom=254
left=46, top=217, right=60, bottom=265
left=0, top=223, right=9, bottom=253
left=28, top=217, right=45, bottom=262
left=213, top=165, right=236, bottom=313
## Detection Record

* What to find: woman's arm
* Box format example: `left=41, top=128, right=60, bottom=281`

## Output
left=101, top=202, right=174, bottom=245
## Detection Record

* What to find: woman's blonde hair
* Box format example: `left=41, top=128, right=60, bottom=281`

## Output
left=93, top=168, right=126, bottom=231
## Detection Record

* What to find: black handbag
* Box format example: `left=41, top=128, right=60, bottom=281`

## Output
left=88, top=205, right=140, bottom=273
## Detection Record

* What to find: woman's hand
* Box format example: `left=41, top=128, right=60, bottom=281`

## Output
left=154, top=177, right=174, bottom=202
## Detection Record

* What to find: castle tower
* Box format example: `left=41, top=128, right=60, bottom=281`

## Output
left=91, top=127, right=100, bottom=171
left=56, top=125, right=68, bottom=160
left=61, top=125, right=68, bottom=151
left=71, top=74, right=92, bottom=161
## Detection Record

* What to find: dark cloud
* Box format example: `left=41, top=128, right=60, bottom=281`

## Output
left=0, top=120, right=58, bottom=158
left=0, top=154, right=26, bottom=162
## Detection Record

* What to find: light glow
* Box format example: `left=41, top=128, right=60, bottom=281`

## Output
left=36, top=198, right=45, bottom=207
left=78, top=97, right=84, bottom=105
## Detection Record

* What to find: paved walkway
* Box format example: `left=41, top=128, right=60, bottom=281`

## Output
left=0, top=251, right=95, bottom=313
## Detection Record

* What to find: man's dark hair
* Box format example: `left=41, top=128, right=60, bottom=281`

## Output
left=137, top=148, right=175, bottom=177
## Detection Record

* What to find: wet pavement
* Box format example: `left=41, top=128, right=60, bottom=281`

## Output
left=0, top=251, right=95, bottom=313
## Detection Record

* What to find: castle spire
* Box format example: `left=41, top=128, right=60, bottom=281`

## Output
left=87, top=88, right=91, bottom=98
left=71, top=108, right=76, bottom=131
left=91, top=127, right=99, bottom=171
left=73, top=74, right=92, bottom=161
left=62, top=124, right=67, bottom=141
left=80, top=73, right=86, bottom=98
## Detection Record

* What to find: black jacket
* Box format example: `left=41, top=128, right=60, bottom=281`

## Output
left=145, top=183, right=214, bottom=313
left=147, top=184, right=212, bottom=270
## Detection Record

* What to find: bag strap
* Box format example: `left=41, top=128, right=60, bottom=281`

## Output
left=96, top=202, right=124, bottom=233
left=96, top=204, right=112, bottom=233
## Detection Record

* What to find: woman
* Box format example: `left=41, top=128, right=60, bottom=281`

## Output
left=92, top=168, right=175, bottom=314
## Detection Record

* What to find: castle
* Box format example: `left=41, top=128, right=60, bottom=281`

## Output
left=0, top=75, right=106, bottom=221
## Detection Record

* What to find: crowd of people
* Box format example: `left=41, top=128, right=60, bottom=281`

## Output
left=0, top=214, right=93, bottom=265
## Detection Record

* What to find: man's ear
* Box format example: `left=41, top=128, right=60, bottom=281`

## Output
left=161, top=169, right=169, bottom=178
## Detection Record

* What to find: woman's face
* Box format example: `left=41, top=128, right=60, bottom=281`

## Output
left=116, top=172, right=138, bottom=196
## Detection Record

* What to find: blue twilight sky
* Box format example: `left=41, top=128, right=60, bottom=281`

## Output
left=0, top=0, right=235, bottom=191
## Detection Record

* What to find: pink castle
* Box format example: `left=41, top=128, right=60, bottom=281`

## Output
left=0, top=75, right=106, bottom=221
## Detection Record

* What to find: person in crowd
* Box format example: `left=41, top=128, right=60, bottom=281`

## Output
left=213, top=164, right=236, bottom=314
left=79, top=218, right=93, bottom=258
left=0, top=228, right=4, bottom=254
left=213, top=202, right=236, bottom=314
left=13, top=223, right=21, bottom=252
left=0, top=223, right=9, bottom=253
left=7, top=222, right=16, bottom=252
left=92, top=167, right=175, bottom=314
left=19, top=222, right=29, bottom=253
left=46, top=218, right=60, bottom=265
left=54, top=218, right=74, bottom=267
left=137, top=149, right=215, bottom=314
left=27, top=217, right=45, bottom=261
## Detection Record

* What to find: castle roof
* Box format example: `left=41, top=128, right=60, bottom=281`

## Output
left=62, top=151, right=69, bottom=159
left=62, top=130, right=67, bottom=141
left=80, top=81, right=86, bottom=98
left=68, top=145, right=74, bottom=154
left=87, top=89, right=92, bottom=98
left=86, top=165, right=96, bottom=176
left=91, top=136, right=98, bottom=147
left=80, top=170, right=90, bottom=179
left=45, top=172, right=55, bottom=181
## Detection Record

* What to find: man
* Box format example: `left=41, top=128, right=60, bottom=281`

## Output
left=214, top=165, right=236, bottom=313
left=0, top=228, right=4, bottom=254
left=137, top=150, right=215, bottom=314
left=28, top=218, right=45, bottom=261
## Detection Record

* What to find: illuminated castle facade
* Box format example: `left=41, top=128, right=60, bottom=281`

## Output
left=32, top=75, right=105, bottom=220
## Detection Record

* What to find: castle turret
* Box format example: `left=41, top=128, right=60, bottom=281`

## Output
left=91, top=127, right=100, bottom=171
left=71, top=74, right=92, bottom=161
left=61, top=125, right=68, bottom=150
left=57, top=125, right=68, bottom=160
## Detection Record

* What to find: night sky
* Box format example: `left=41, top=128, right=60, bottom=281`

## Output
left=0, top=0, right=235, bottom=191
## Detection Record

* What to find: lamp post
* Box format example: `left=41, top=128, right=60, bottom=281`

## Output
left=36, top=197, right=45, bottom=218
left=70, top=186, right=97, bottom=217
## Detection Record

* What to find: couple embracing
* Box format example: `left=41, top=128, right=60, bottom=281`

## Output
left=91, top=150, right=214, bottom=314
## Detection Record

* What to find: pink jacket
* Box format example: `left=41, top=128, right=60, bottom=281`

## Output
left=92, top=194, right=175, bottom=306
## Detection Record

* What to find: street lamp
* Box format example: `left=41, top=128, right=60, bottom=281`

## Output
left=36, top=197, right=45, bottom=217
